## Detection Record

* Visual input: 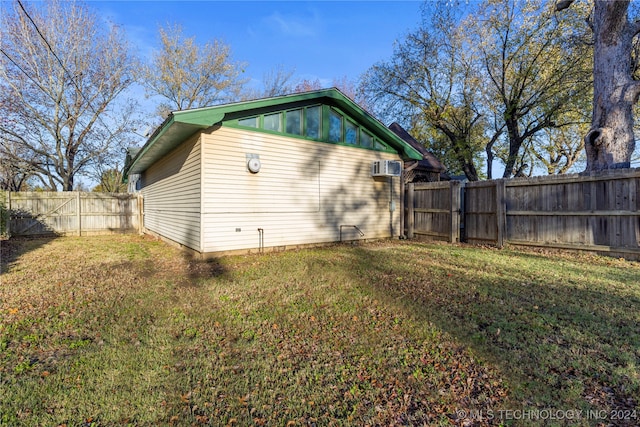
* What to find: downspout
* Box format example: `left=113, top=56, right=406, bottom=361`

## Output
left=389, top=176, right=395, bottom=237
left=400, top=169, right=405, bottom=239
left=257, top=228, right=264, bottom=253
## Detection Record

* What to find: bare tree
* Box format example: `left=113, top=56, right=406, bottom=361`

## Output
left=240, top=65, right=297, bottom=100
left=0, top=140, right=35, bottom=191
left=0, top=97, right=35, bottom=190
left=332, top=75, right=374, bottom=111
left=293, top=78, right=324, bottom=93
left=0, top=0, right=138, bottom=191
left=557, top=0, right=640, bottom=171
left=142, top=23, right=247, bottom=117
left=261, top=65, right=297, bottom=98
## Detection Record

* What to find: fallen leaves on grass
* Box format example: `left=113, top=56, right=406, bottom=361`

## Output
left=2, top=237, right=638, bottom=426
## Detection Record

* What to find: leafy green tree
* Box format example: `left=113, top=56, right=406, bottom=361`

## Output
left=360, top=0, right=592, bottom=179
left=92, top=168, right=127, bottom=193
left=469, top=0, right=592, bottom=178
left=360, top=3, right=486, bottom=180
left=529, top=112, right=590, bottom=174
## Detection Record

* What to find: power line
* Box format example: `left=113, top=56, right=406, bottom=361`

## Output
left=15, top=0, right=128, bottom=143
left=2, top=46, right=94, bottom=136
left=17, top=0, right=99, bottom=113
left=16, top=0, right=68, bottom=78
left=0, top=47, right=56, bottom=104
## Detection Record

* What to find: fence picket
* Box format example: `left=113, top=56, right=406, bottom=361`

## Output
left=7, top=192, right=140, bottom=237
left=405, top=169, right=640, bottom=259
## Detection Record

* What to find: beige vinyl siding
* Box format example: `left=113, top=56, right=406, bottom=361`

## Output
left=201, top=127, right=400, bottom=253
left=141, top=135, right=202, bottom=251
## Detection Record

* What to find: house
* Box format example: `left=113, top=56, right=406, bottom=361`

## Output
left=387, top=122, right=447, bottom=183
left=124, top=88, right=423, bottom=256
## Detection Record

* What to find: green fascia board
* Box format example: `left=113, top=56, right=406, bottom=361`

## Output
left=212, top=88, right=423, bottom=159
left=124, top=88, right=421, bottom=177
left=125, top=113, right=223, bottom=176
left=125, top=117, right=205, bottom=176
left=173, top=110, right=225, bottom=126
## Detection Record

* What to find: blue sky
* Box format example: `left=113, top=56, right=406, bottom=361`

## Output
left=93, top=1, right=424, bottom=94
left=83, top=1, right=638, bottom=171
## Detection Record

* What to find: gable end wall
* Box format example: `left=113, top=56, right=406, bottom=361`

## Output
left=140, top=135, right=202, bottom=251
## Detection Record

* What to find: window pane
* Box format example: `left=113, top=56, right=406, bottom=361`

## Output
left=361, top=130, right=373, bottom=148
left=305, top=106, right=321, bottom=139
left=286, top=109, right=302, bottom=135
left=264, top=112, right=282, bottom=132
left=238, top=117, right=258, bottom=128
left=345, top=120, right=357, bottom=145
left=375, top=139, right=386, bottom=151
left=329, top=110, right=342, bottom=143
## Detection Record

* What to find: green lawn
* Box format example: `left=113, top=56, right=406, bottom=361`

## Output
left=1, top=235, right=638, bottom=426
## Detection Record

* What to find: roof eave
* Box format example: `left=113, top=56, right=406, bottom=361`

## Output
left=124, top=111, right=225, bottom=176
left=125, top=88, right=422, bottom=176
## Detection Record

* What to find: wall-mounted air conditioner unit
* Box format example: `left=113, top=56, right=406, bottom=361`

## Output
left=371, top=160, right=402, bottom=177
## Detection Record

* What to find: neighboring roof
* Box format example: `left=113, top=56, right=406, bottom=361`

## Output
left=125, top=88, right=423, bottom=177
left=388, top=122, right=446, bottom=173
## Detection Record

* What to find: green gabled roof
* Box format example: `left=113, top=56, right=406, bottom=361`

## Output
left=124, top=88, right=422, bottom=177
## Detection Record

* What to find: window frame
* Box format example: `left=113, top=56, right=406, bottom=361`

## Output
left=263, top=111, right=283, bottom=132
left=344, top=118, right=358, bottom=145
left=285, top=108, right=303, bottom=136
left=360, top=129, right=374, bottom=148
left=231, top=104, right=396, bottom=154
left=304, top=105, right=322, bottom=140
left=328, top=108, right=343, bottom=143
left=238, top=116, right=259, bottom=128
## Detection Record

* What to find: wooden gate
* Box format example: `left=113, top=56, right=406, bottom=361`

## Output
left=5, top=192, right=141, bottom=237
left=405, top=181, right=461, bottom=242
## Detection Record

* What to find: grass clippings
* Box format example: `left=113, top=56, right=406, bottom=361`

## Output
left=0, top=235, right=638, bottom=426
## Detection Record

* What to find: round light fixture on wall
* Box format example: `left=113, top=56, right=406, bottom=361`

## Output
left=247, top=158, right=261, bottom=173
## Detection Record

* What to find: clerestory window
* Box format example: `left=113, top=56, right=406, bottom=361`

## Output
left=234, top=104, right=393, bottom=153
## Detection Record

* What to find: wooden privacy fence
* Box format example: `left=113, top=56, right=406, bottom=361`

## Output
left=4, top=192, right=142, bottom=237
left=405, top=181, right=461, bottom=243
left=406, top=168, right=640, bottom=258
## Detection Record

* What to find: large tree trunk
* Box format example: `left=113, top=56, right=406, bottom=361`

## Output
left=502, top=116, right=522, bottom=178
left=437, top=125, right=480, bottom=181
left=585, top=0, right=640, bottom=171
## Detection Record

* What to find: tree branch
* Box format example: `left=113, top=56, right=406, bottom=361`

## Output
left=625, top=80, right=640, bottom=104
left=555, top=0, right=575, bottom=12
left=630, top=19, right=640, bottom=38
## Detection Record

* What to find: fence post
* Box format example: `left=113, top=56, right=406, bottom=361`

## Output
left=137, top=194, right=144, bottom=235
left=495, top=179, right=506, bottom=248
left=406, top=183, right=415, bottom=239
left=77, top=191, right=82, bottom=236
left=400, top=173, right=405, bottom=239
left=6, top=191, right=11, bottom=238
left=449, top=181, right=461, bottom=243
